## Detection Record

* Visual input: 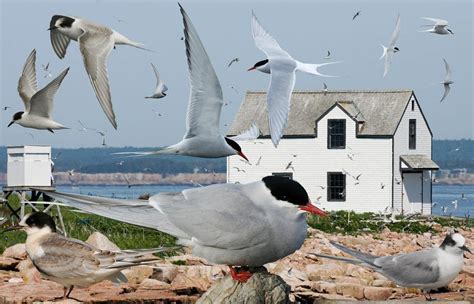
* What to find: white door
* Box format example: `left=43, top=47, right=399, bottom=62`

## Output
left=402, top=173, right=422, bottom=214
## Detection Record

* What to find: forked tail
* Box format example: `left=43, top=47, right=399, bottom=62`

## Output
left=296, top=61, right=341, bottom=77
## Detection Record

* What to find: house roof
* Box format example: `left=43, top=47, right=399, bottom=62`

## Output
left=227, top=90, right=414, bottom=137
left=400, top=155, right=439, bottom=170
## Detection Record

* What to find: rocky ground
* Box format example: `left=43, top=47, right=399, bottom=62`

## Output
left=0, top=226, right=472, bottom=303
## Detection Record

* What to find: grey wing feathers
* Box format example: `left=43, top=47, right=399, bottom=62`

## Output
left=440, top=84, right=450, bottom=102
left=308, top=252, right=366, bottom=266
left=29, top=67, right=70, bottom=118
left=330, top=241, right=378, bottom=266
left=43, top=191, right=189, bottom=239
left=79, top=30, right=117, bottom=129
left=18, top=49, right=39, bottom=108
left=50, top=30, right=72, bottom=59
left=179, top=4, right=224, bottom=139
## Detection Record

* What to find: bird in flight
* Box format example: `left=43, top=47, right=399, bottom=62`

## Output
left=439, top=58, right=453, bottom=103
left=380, top=14, right=401, bottom=77
left=420, top=17, right=453, bottom=35
left=227, top=57, right=239, bottom=68
left=353, top=11, right=361, bottom=20
left=145, top=63, right=168, bottom=99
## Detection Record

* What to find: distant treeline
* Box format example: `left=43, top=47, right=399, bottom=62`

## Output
left=0, top=139, right=472, bottom=173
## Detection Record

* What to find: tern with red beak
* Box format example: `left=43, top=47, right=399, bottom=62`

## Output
left=118, top=4, right=248, bottom=161
left=44, top=175, right=326, bottom=283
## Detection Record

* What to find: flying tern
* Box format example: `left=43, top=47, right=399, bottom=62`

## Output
left=353, top=11, right=361, bottom=20
left=4, top=212, right=174, bottom=300
left=439, top=58, right=453, bottom=103
left=8, top=49, right=69, bottom=132
left=380, top=14, right=401, bottom=77
left=227, top=57, right=239, bottom=68
left=49, top=15, right=149, bottom=129
left=310, top=232, right=470, bottom=299
left=44, top=175, right=326, bottom=283
left=248, top=12, right=340, bottom=147
left=420, top=17, right=453, bottom=35
left=145, top=63, right=168, bottom=99
left=115, top=5, right=248, bottom=161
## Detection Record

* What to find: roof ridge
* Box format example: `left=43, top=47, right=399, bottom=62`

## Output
left=246, top=89, right=413, bottom=94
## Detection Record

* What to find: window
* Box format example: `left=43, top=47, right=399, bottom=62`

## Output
left=409, top=119, right=416, bottom=150
left=327, top=172, right=346, bottom=201
left=411, top=100, right=415, bottom=111
left=272, top=172, right=293, bottom=180
left=328, top=119, right=346, bottom=149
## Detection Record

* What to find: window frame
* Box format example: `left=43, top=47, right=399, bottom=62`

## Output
left=272, top=172, right=293, bottom=180
left=409, top=119, right=416, bottom=150
left=327, top=172, right=346, bottom=202
left=327, top=119, right=346, bottom=149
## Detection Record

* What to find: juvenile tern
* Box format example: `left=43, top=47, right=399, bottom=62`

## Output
left=4, top=212, right=175, bottom=300
left=248, top=12, right=340, bottom=147
left=44, top=175, right=326, bottom=282
left=8, top=49, right=69, bottom=132
left=380, top=14, right=401, bottom=77
left=116, top=5, right=248, bottom=161
left=145, top=63, right=168, bottom=99
left=420, top=17, right=453, bottom=35
left=310, top=232, right=470, bottom=299
left=49, top=15, right=149, bottom=129
left=439, top=58, right=453, bottom=103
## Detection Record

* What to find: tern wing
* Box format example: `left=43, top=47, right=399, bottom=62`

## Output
left=150, top=63, right=163, bottom=91
left=440, top=84, right=450, bottom=103
left=375, top=249, right=441, bottom=285
left=383, top=51, right=393, bottom=78
left=150, top=184, right=268, bottom=250
left=179, top=4, right=224, bottom=139
left=388, top=14, right=401, bottom=49
left=79, top=29, right=117, bottom=129
left=421, top=17, right=448, bottom=26
left=443, top=58, right=451, bottom=82
left=266, top=68, right=296, bottom=147
left=50, top=28, right=72, bottom=59
left=229, top=122, right=260, bottom=141
left=18, top=49, right=39, bottom=110
left=251, top=11, right=291, bottom=59
left=29, top=67, right=69, bottom=118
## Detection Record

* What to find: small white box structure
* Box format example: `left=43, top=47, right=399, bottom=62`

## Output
left=7, top=145, right=53, bottom=187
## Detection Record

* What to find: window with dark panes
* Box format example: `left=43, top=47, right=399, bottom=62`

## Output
left=328, top=119, right=346, bottom=149
left=409, top=119, right=416, bottom=150
left=272, top=172, right=293, bottom=180
left=327, top=172, right=346, bottom=201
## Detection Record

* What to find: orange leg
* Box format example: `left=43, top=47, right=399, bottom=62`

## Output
left=228, top=266, right=253, bottom=283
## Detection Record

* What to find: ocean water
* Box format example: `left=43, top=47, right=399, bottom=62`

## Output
left=56, top=184, right=474, bottom=218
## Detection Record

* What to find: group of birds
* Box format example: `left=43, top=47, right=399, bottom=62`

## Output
left=2, top=4, right=470, bottom=301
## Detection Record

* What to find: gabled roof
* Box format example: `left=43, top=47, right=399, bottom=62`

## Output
left=228, top=90, right=414, bottom=137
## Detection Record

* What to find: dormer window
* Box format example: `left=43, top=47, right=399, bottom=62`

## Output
left=328, top=119, right=346, bottom=149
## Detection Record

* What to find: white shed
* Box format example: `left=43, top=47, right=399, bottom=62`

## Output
left=227, top=90, right=439, bottom=215
left=7, top=145, right=53, bottom=187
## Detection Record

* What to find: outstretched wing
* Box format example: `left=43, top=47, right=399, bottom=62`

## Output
left=179, top=4, right=224, bottom=139
left=251, top=11, right=291, bottom=59
left=229, top=122, right=260, bottom=141
left=443, top=58, right=451, bottom=82
left=388, top=14, right=401, bottom=49
left=29, top=67, right=69, bottom=118
left=18, top=49, right=39, bottom=110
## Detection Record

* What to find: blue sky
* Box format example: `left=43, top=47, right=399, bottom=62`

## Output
left=1, top=0, right=472, bottom=148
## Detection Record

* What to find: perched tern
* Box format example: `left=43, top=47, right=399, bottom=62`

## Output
left=115, top=5, right=248, bottom=161
left=145, top=63, right=168, bottom=99
left=49, top=15, right=149, bottom=129
left=248, top=12, right=340, bottom=147
left=44, top=175, right=326, bottom=282
left=439, top=58, right=453, bottom=103
left=4, top=212, right=174, bottom=300
left=8, top=49, right=69, bottom=132
left=420, top=17, right=453, bottom=35
left=310, top=232, right=470, bottom=299
left=380, top=14, right=401, bottom=77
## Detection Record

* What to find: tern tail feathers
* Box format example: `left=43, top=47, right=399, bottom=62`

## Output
left=41, top=190, right=189, bottom=239
left=379, top=45, right=388, bottom=60
left=308, top=252, right=366, bottom=265
left=329, top=241, right=379, bottom=267
left=296, top=61, right=341, bottom=77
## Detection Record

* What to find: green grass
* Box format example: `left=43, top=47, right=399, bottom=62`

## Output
left=308, top=210, right=474, bottom=235
left=1, top=195, right=177, bottom=253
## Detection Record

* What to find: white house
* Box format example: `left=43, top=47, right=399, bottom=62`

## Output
left=227, top=90, right=439, bottom=215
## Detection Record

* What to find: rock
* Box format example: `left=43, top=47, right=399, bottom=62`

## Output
left=170, top=272, right=210, bottom=294
left=86, top=232, right=120, bottom=252
left=0, top=257, right=20, bottom=271
left=364, top=286, right=395, bottom=300
left=335, top=276, right=361, bottom=285
left=138, top=278, right=171, bottom=290
left=312, top=281, right=337, bottom=294
left=167, top=254, right=211, bottom=266
left=122, top=265, right=154, bottom=284
left=16, top=259, right=41, bottom=283
left=336, top=283, right=365, bottom=300
left=151, top=265, right=178, bottom=283
left=197, top=269, right=290, bottom=304
left=372, top=279, right=396, bottom=288
left=306, top=263, right=345, bottom=281
left=2, top=243, right=27, bottom=260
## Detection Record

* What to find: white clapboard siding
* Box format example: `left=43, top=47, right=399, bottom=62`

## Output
left=393, top=94, right=433, bottom=215
left=228, top=106, right=393, bottom=213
